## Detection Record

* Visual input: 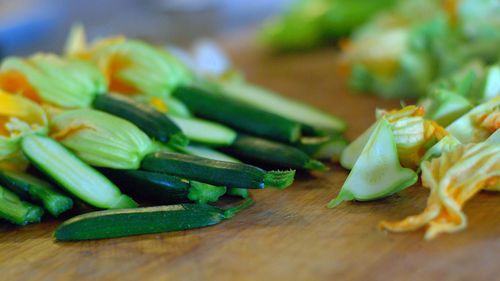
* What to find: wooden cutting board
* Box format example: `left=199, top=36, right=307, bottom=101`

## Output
left=1, top=37, right=499, bottom=281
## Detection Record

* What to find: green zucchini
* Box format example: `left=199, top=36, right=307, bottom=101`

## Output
left=173, top=144, right=241, bottom=163
left=142, top=151, right=295, bottom=190
left=21, top=134, right=137, bottom=209
left=168, top=115, right=236, bottom=145
left=0, top=185, right=44, bottom=225
left=220, top=134, right=327, bottom=170
left=217, top=81, right=348, bottom=133
left=172, top=85, right=301, bottom=143
left=0, top=170, right=73, bottom=216
left=296, top=135, right=348, bottom=160
left=93, top=93, right=188, bottom=146
left=54, top=199, right=253, bottom=240
left=104, top=169, right=226, bottom=204
left=226, top=188, right=250, bottom=199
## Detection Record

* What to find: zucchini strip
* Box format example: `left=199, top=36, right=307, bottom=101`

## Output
left=0, top=170, right=73, bottom=216
left=21, top=135, right=137, bottom=209
left=0, top=185, right=44, bottom=225
left=220, top=134, right=328, bottom=170
left=93, top=93, right=188, bottom=146
left=54, top=199, right=253, bottom=241
left=172, top=85, right=301, bottom=143
left=142, top=151, right=295, bottom=189
left=104, top=169, right=226, bottom=204
left=169, top=115, right=236, bottom=145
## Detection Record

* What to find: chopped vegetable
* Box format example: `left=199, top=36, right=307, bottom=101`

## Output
left=54, top=199, right=253, bottom=241
left=0, top=170, right=73, bottom=216
left=379, top=142, right=500, bottom=239
left=328, top=117, right=418, bottom=208
left=0, top=184, right=44, bottom=225
left=142, top=151, right=295, bottom=190
left=22, top=134, right=137, bottom=209
left=169, top=115, right=236, bottom=146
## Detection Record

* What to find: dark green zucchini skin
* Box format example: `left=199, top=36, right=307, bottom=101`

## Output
left=0, top=171, right=73, bottom=217
left=172, top=85, right=301, bottom=143
left=219, top=134, right=327, bottom=170
left=102, top=169, right=190, bottom=204
left=92, top=93, right=188, bottom=146
left=142, top=152, right=296, bottom=190
left=54, top=204, right=227, bottom=240
left=142, top=151, right=268, bottom=189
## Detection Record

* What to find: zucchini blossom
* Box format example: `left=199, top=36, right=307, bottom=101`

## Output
left=51, top=109, right=154, bottom=169
left=0, top=54, right=106, bottom=108
left=379, top=142, right=500, bottom=239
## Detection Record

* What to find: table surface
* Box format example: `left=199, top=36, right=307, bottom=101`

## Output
left=1, top=37, right=499, bottom=281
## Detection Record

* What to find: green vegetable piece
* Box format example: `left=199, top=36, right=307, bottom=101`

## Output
left=172, top=85, right=301, bottom=143
left=220, top=134, right=328, bottom=171
left=173, top=144, right=241, bottom=163
left=217, top=81, right=347, bottom=134
left=296, top=135, right=348, bottom=160
left=446, top=96, right=500, bottom=143
left=51, top=109, right=154, bottom=169
left=483, top=65, right=500, bottom=101
left=21, top=134, right=137, bottom=209
left=0, top=170, right=73, bottom=216
left=93, top=93, right=188, bottom=146
left=226, top=188, right=249, bottom=199
left=104, top=169, right=225, bottom=204
left=340, top=122, right=377, bottom=170
left=0, top=185, right=44, bottom=225
left=328, top=118, right=418, bottom=208
left=169, top=115, right=236, bottom=146
left=54, top=199, right=253, bottom=241
left=142, top=151, right=295, bottom=190
left=424, top=89, right=473, bottom=126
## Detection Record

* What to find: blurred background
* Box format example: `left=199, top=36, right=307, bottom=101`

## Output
left=0, top=0, right=290, bottom=57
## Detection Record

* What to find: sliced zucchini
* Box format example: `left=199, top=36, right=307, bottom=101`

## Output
left=54, top=199, right=253, bottom=240
left=482, top=64, right=500, bottom=101
left=0, top=185, right=44, bottom=225
left=0, top=170, right=73, bottom=216
left=142, top=151, right=295, bottom=189
left=220, top=134, right=327, bottom=170
left=296, top=135, right=348, bottom=160
left=93, top=93, right=188, bottom=146
left=21, top=134, right=137, bottom=209
left=169, top=115, right=236, bottom=145
left=217, top=82, right=347, bottom=133
left=172, top=85, right=301, bottom=143
left=104, top=169, right=226, bottom=204
left=173, top=144, right=241, bottom=163
left=328, top=118, right=418, bottom=208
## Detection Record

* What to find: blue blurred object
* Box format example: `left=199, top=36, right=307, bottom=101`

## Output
left=0, top=0, right=60, bottom=58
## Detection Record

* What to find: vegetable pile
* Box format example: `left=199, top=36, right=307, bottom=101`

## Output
left=0, top=26, right=347, bottom=240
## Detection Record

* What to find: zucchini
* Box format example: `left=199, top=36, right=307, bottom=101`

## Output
left=21, top=134, right=137, bottom=209
left=217, top=81, right=348, bottom=133
left=0, top=170, right=73, bottom=216
left=173, top=144, right=241, bottom=163
left=168, top=115, right=236, bottom=145
left=227, top=188, right=250, bottom=199
left=142, top=151, right=295, bottom=189
left=172, top=85, right=301, bottom=143
left=54, top=199, right=253, bottom=240
left=93, top=93, right=188, bottom=146
left=296, top=135, right=348, bottom=160
left=220, top=134, right=327, bottom=170
left=328, top=118, right=418, bottom=208
left=0, top=185, right=44, bottom=225
left=104, top=169, right=226, bottom=204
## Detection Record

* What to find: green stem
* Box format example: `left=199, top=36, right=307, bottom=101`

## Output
left=263, top=170, right=296, bottom=189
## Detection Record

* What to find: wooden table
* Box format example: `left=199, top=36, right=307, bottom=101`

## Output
left=1, top=38, right=499, bottom=281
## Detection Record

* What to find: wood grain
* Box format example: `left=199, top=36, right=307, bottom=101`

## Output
left=1, top=37, right=499, bottom=281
